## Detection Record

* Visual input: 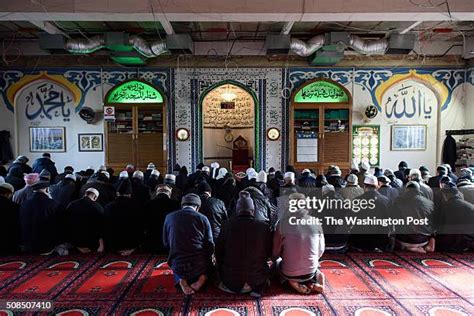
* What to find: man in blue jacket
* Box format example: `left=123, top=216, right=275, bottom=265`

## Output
left=163, top=193, right=214, bottom=295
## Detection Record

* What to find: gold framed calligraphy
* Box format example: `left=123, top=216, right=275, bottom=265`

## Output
left=78, top=133, right=103, bottom=152
left=391, top=125, right=427, bottom=151
left=352, top=125, right=380, bottom=167
left=29, top=127, right=66, bottom=153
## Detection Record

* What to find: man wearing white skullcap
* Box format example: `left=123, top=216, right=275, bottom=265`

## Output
left=409, top=169, right=433, bottom=201
left=210, top=162, right=220, bottom=179
left=356, top=161, right=371, bottom=187
left=256, top=170, right=267, bottom=184
left=340, top=174, right=364, bottom=201
left=350, top=174, right=391, bottom=251
left=131, top=170, right=151, bottom=207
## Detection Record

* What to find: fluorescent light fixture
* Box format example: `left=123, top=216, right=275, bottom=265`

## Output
left=400, top=21, right=423, bottom=35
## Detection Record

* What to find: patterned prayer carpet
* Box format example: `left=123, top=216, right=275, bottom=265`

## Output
left=0, top=252, right=473, bottom=315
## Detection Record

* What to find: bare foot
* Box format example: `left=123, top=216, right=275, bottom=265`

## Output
left=407, top=247, right=426, bottom=254
left=289, top=280, right=311, bottom=294
left=119, top=249, right=135, bottom=256
left=179, top=279, right=195, bottom=295
left=77, top=247, right=91, bottom=254
left=190, top=274, right=207, bottom=292
left=310, top=271, right=325, bottom=294
left=424, top=238, right=435, bottom=252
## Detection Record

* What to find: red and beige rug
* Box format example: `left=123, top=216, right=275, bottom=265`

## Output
left=0, top=252, right=472, bottom=315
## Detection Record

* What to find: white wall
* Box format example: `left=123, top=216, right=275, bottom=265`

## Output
left=352, top=79, right=466, bottom=172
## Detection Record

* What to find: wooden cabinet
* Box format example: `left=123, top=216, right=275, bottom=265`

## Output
left=290, top=79, right=352, bottom=174
left=105, top=104, right=166, bottom=171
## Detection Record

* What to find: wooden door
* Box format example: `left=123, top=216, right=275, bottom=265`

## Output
left=106, top=106, right=135, bottom=170
left=321, top=105, right=351, bottom=171
left=136, top=105, right=166, bottom=170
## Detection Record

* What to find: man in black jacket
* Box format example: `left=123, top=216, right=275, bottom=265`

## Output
left=0, top=183, right=20, bottom=254
left=54, top=166, right=74, bottom=184
left=394, top=161, right=408, bottom=184
left=143, top=185, right=179, bottom=253
left=131, top=171, right=151, bottom=207
left=243, top=185, right=278, bottom=228
left=350, top=175, right=392, bottom=251
left=7, top=155, right=32, bottom=176
left=393, top=181, right=435, bottom=253
left=32, top=153, right=58, bottom=181
left=216, top=191, right=272, bottom=297
left=19, top=181, right=65, bottom=254
left=50, top=174, right=78, bottom=207
left=428, top=165, right=448, bottom=188
left=80, top=172, right=117, bottom=207
left=103, top=180, right=141, bottom=255
left=436, top=184, right=474, bottom=253
left=66, top=188, right=104, bottom=253
left=198, top=182, right=228, bottom=242
left=5, top=167, right=25, bottom=192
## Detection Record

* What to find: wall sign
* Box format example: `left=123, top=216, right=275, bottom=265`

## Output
left=105, top=79, right=164, bottom=104
left=294, top=80, right=349, bottom=103
left=104, top=106, right=116, bottom=121
left=391, top=125, right=427, bottom=151
left=352, top=125, right=380, bottom=167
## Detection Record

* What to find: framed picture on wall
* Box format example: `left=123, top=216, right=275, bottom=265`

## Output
left=352, top=125, right=380, bottom=166
left=78, top=133, right=104, bottom=152
left=391, top=125, right=427, bottom=151
left=29, top=127, right=66, bottom=152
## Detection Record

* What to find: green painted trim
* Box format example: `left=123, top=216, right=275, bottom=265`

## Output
left=294, top=80, right=349, bottom=103
left=198, top=80, right=260, bottom=170
left=105, top=79, right=163, bottom=104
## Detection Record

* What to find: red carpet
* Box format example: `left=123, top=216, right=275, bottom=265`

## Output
left=0, top=253, right=473, bottom=315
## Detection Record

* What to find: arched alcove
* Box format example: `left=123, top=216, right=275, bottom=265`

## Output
left=200, top=81, right=258, bottom=171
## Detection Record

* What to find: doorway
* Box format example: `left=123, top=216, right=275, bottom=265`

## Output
left=104, top=79, right=167, bottom=171
left=200, top=82, right=257, bottom=172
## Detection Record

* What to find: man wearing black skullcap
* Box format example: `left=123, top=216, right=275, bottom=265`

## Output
left=19, top=181, right=65, bottom=254
left=216, top=191, right=272, bottom=297
left=103, top=180, right=141, bottom=255
left=163, top=193, right=214, bottom=295
left=394, top=161, right=408, bottom=184
left=428, top=165, right=448, bottom=188
left=197, top=181, right=228, bottom=242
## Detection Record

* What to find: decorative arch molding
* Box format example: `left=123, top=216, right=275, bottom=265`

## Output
left=104, top=78, right=165, bottom=105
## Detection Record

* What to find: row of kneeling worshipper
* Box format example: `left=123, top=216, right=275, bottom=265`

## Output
left=0, top=155, right=473, bottom=295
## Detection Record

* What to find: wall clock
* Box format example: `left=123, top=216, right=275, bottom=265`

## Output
left=176, top=128, right=190, bottom=141
left=267, top=127, right=280, bottom=141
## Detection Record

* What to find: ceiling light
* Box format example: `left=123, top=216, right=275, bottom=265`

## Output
left=221, top=85, right=236, bottom=101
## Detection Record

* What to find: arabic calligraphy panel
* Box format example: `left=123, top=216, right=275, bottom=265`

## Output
left=17, top=80, right=75, bottom=122
left=203, top=84, right=254, bottom=129
left=382, top=81, right=436, bottom=120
